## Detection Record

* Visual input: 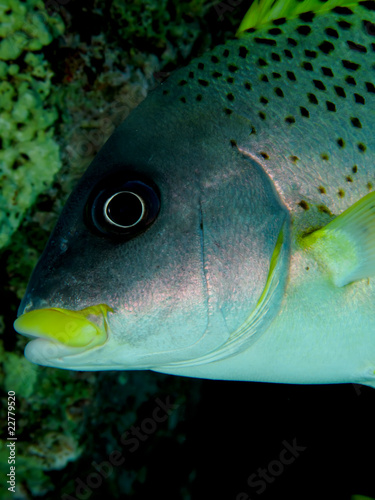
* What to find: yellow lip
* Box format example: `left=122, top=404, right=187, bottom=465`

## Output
left=14, top=304, right=113, bottom=348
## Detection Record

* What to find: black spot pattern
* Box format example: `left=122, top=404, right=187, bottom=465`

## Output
left=334, top=85, right=346, bottom=97
left=254, top=37, right=277, bottom=46
left=337, top=20, right=352, bottom=30
left=297, top=25, right=312, bottom=36
left=198, top=79, right=209, bottom=87
left=273, top=17, right=286, bottom=26
left=354, top=93, right=365, bottom=103
left=325, top=27, right=339, bottom=38
left=319, top=40, right=335, bottom=53
left=332, top=7, right=354, bottom=15
left=321, top=67, right=334, bottom=77
left=345, top=75, right=356, bottom=85
left=157, top=1, right=374, bottom=209
left=285, top=116, right=296, bottom=124
left=342, top=59, right=361, bottom=70
left=298, top=200, right=309, bottom=210
left=302, top=61, right=314, bottom=71
left=347, top=40, right=367, bottom=52
left=239, top=46, right=249, bottom=58
left=313, top=79, right=326, bottom=90
left=274, top=87, right=284, bottom=97
left=268, top=28, right=283, bottom=36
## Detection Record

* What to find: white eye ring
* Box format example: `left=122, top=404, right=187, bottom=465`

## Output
left=103, top=191, right=145, bottom=228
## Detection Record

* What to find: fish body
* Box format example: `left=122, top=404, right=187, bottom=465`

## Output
left=14, top=0, right=375, bottom=387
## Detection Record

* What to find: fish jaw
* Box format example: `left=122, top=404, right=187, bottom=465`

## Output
left=14, top=304, right=114, bottom=368
left=14, top=300, right=226, bottom=371
left=14, top=303, right=151, bottom=371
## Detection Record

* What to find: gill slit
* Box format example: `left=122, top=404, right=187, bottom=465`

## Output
left=198, top=200, right=211, bottom=337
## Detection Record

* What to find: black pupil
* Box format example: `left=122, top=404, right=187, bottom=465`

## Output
left=106, top=191, right=143, bottom=227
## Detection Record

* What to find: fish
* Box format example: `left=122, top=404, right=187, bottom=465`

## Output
left=14, top=0, right=375, bottom=388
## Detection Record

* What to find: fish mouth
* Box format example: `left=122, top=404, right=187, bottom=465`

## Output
left=14, top=304, right=113, bottom=364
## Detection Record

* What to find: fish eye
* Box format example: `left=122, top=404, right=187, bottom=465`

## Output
left=104, top=191, right=145, bottom=228
left=85, top=176, right=160, bottom=238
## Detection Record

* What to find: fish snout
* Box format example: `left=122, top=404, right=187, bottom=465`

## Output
left=14, top=304, right=113, bottom=359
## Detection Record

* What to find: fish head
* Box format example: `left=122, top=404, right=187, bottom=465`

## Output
left=14, top=83, right=290, bottom=372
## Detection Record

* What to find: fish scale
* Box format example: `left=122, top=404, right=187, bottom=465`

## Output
left=157, top=2, right=375, bottom=228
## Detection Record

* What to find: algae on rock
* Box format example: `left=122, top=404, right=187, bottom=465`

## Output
left=0, top=0, right=64, bottom=249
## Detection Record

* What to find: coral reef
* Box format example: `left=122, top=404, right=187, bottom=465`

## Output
left=0, top=0, right=64, bottom=249
left=0, top=365, right=97, bottom=498
left=110, top=0, right=208, bottom=62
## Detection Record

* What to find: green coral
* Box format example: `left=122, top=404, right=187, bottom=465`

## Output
left=0, top=352, right=92, bottom=498
left=110, top=0, right=208, bottom=62
left=3, top=352, right=38, bottom=398
left=0, top=0, right=64, bottom=249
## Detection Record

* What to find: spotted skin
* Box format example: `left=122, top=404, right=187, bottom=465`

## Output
left=158, top=2, right=375, bottom=236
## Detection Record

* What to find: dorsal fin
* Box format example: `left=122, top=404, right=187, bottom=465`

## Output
left=237, top=0, right=362, bottom=35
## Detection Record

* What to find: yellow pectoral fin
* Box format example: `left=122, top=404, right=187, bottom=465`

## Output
left=302, top=191, right=375, bottom=287
left=14, top=304, right=113, bottom=348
